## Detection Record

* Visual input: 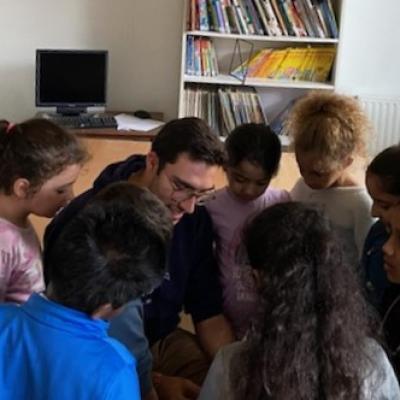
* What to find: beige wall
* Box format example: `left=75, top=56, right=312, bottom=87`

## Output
left=0, top=0, right=183, bottom=122
left=2, top=0, right=400, bottom=124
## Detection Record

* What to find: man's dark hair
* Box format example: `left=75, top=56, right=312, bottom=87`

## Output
left=46, top=183, right=173, bottom=314
left=367, top=144, right=400, bottom=195
left=225, top=123, right=282, bottom=177
left=151, top=117, right=225, bottom=171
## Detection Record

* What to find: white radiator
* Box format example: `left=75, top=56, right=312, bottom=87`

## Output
left=358, top=96, right=400, bottom=156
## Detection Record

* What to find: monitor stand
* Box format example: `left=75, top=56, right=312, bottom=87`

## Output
left=56, top=106, right=87, bottom=116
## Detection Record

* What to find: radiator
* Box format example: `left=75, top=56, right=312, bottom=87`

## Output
left=358, top=96, right=400, bottom=156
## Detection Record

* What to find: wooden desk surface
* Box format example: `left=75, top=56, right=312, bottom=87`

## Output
left=72, top=126, right=161, bottom=140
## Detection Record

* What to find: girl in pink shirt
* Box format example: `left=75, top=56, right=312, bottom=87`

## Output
left=0, top=118, right=88, bottom=303
left=205, top=123, right=289, bottom=338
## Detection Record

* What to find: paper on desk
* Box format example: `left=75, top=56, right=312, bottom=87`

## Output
left=115, top=113, right=164, bottom=132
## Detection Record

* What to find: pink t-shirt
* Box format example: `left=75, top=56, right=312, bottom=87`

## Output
left=205, top=187, right=290, bottom=338
left=0, top=218, right=44, bottom=303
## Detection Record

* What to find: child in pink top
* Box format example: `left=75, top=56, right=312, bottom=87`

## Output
left=0, top=118, right=88, bottom=303
left=205, top=123, right=289, bottom=338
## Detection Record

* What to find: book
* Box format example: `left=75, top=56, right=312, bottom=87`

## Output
left=253, top=0, right=272, bottom=35
left=270, top=99, right=296, bottom=136
left=232, top=0, right=250, bottom=34
left=287, top=0, right=307, bottom=36
left=198, top=0, right=210, bottom=30
left=185, top=35, right=195, bottom=75
left=319, top=0, right=338, bottom=38
left=261, top=0, right=283, bottom=36
left=259, top=48, right=289, bottom=78
left=303, top=0, right=325, bottom=37
left=293, top=0, right=315, bottom=37
left=311, top=47, right=335, bottom=82
left=277, top=0, right=296, bottom=36
left=275, top=47, right=308, bottom=79
left=270, top=0, right=288, bottom=35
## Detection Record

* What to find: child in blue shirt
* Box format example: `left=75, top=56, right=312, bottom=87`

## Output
left=0, top=183, right=172, bottom=400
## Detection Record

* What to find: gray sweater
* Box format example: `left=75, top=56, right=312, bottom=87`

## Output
left=199, top=340, right=400, bottom=399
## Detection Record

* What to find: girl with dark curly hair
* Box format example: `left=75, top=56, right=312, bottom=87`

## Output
left=199, top=202, right=399, bottom=399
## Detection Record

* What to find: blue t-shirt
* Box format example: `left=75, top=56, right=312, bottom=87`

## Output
left=0, top=294, right=139, bottom=400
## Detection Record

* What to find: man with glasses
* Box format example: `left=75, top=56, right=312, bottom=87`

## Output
left=44, top=117, right=234, bottom=400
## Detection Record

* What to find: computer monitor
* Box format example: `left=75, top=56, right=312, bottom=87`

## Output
left=35, top=49, right=108, bottom=116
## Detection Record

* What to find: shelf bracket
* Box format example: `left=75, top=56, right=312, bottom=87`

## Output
left=229, top=39, right=254, bottom=85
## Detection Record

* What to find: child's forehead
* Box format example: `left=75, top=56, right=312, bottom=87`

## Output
left=296, top=149, right=343, bottom=167
left=228, top=159, right=270, bottom=179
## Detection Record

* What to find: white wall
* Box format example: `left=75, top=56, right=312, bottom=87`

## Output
left=0, top=0, right=399, bottom=122
left=0, top=0, right=183, bottom=122
left=336, top=0, right=400, bottom=97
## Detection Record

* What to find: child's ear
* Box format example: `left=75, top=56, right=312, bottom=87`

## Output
left=91, top=303, right=120, bottom=320
left=13, top=178, right=31, bottom=199
left=146, top=151, right=159, bottom=174
left=344, top=156, right=354, bottom=168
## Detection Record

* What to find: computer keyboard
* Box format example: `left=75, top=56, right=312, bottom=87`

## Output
left=51, top=115, right=118, bottom=129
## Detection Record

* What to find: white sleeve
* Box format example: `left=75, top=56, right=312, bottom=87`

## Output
left=362, top=340, right=400, bottom=399
left=290, top=178, right=304, bottom=201
left=198, top=344, right=237, bottom=400
left=352, top=190, right=375, bottom=258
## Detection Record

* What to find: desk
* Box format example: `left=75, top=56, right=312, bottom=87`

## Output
left=71, top=126, right=161, bottom=140
left=72, top=111, right=164, bottom=139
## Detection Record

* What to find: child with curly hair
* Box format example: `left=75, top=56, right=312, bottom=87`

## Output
left=199, top=203, right=399, bottom=399
left=288, top=92, right=375, bottom=268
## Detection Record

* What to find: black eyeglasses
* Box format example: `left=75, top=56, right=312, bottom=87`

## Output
left=164, top=173, right=216, bottom=206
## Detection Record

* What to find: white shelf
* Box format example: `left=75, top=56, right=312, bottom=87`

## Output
left=186, top=30, right=339, bottom=44
left=179, top=0, right=343, bottom=134
left=184, top=74, right=334, bottom=90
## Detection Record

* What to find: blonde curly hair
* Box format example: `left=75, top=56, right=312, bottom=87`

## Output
left=285, top=92, right=372, bottom=166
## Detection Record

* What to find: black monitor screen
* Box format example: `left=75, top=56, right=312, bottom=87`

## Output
left=36, top=49, right=108, bottom=107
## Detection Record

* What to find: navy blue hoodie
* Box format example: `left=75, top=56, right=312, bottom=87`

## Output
left=44, top=155, right=223, bottom=394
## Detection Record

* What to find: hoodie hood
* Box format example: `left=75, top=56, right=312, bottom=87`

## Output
left=92, top=155, right=146, bottom=193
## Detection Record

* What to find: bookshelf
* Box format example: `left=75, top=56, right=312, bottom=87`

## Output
left=178, top=0, right=343, bottom=139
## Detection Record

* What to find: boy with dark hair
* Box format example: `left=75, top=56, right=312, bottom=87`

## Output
left=205, top=123, right=290, bottom=338
left=0, top=183, right=172, bottom=400
left=44, top=117, right=234, bottom=400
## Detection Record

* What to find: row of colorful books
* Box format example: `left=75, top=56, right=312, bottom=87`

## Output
left=232, top=46, right=335, bottom=82
left=183, top=85, right=266, bottom=136
left=187, top=0, right=338, bottom=38
left=186, top=36, right=219, bottom=76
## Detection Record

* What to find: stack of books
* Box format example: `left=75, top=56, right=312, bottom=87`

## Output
left=183, top=85, right=266, bottom=136
left=187, top=0, right=338, bottom=38
left=186, top=36, right=219, bottom=76
left=232, top=46, right=335, bottom=82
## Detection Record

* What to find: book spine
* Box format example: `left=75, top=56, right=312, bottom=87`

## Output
left=220, top=0, right=232, bottom=33
left=232, top=0, right=250, bottom=34
left=245, top=0, right=266, bottom=35
left=185, top=35, right=195, bottom=75
left=319, top=0, right=338, bottom=38
left=270, top=0, right=288, bottom=35
left=198, top=0, right=210, bottom=30
left=213, top=0, right=227, bottom=32
left=262, top=0, right=283, bottom=36
left=253, top=0, right=272, bottom=35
